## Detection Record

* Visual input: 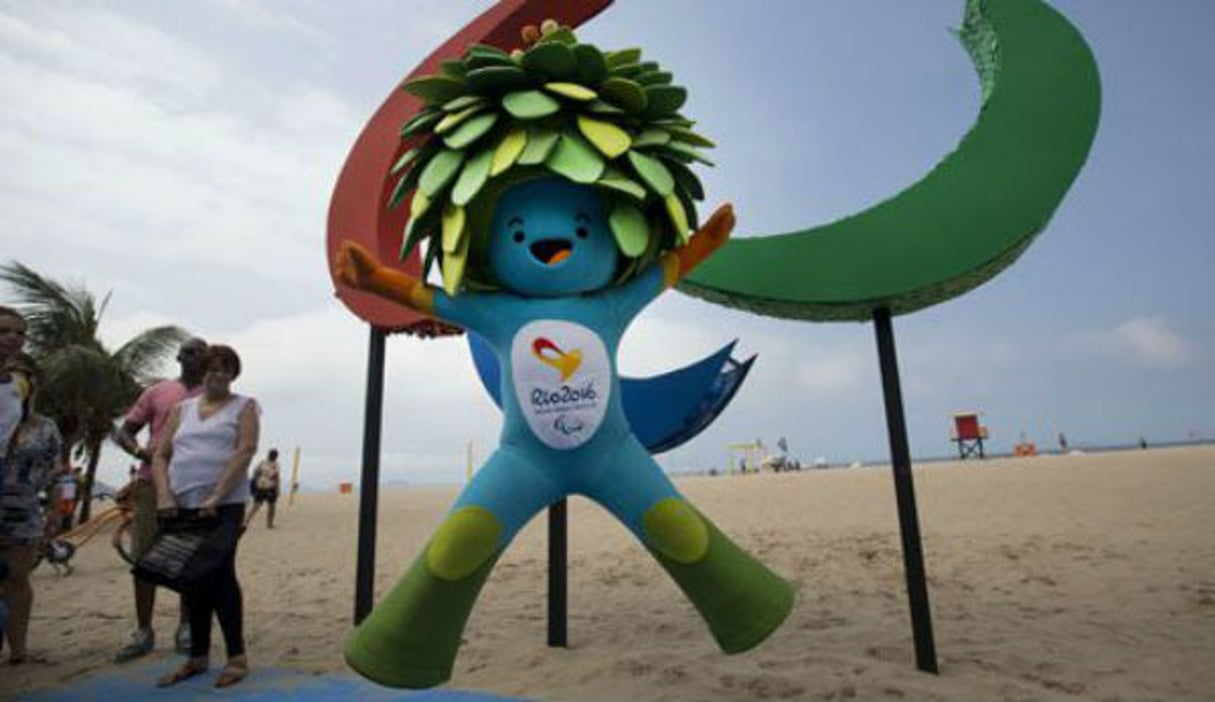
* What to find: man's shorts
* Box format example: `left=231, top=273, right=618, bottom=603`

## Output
left=130, top=480, right=159, bottom=560
left=253, top=488, right=279, bottom=505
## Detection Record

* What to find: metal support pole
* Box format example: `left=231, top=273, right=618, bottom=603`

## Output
left=547, top=499, right=568, bottom=647
left=354, top=325, right=387, bottom=625
left=872, top=307, right=939, bottom=674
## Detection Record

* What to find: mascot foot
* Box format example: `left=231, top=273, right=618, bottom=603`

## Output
left=345, top=507, right=503, bottom=688
left=644, top=499, right=794, bottom=654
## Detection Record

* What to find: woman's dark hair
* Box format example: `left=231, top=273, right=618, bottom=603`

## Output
left=268, top=449, right=279, bottom=460
left=203, top=344, right=242, bottom=379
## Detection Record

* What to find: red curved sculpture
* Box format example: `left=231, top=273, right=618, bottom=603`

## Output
left=326, top=0, right=613, bottom=333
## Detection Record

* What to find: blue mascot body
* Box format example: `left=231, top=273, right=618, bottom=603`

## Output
left=336, top=176, right=793, bottom=688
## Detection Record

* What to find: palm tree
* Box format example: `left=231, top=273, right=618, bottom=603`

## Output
left=1, top=261, right=189, bottom=522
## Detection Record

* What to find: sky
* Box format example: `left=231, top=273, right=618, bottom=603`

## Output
left=2, top=1, right=1212, bottom=491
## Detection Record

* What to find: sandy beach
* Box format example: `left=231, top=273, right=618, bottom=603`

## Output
left=3, top=444, right=1213, bottom=701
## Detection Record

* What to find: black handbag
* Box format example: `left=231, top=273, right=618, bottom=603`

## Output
left=131, top=510, right=239, bottom=592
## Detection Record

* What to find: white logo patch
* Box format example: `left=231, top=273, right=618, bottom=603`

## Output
left=511, top=320, right=611, bottom=450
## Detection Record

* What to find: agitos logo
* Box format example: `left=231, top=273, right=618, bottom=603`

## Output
left=532, top=337, right=582, bottom=381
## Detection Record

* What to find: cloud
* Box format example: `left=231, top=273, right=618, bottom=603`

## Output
left=1065, top=316, right=1194, bottom=369
left=794, top=353, right=868, bottom=391
left=618, top=312, right=731, bottom=376
left=0, top=4, right=362, bottom=317
left=0, top=7, right=222, bottom=102
left=620, top=308, right=871, bottom=398
left=201, top=0, right=332, bottom=49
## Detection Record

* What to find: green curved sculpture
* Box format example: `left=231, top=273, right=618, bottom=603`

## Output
left=679, top=0, right=1101, bottom=321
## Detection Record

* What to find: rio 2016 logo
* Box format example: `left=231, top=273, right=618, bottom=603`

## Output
left=532, top=337, right=582, bottom=381
left=530, top=382, right=598, bottom=408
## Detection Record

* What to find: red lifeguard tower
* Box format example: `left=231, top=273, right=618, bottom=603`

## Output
left=951, top=411, right=988, bottom=459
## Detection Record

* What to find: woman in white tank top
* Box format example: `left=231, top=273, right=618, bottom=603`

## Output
left=150, top=344, right=259, bottom=689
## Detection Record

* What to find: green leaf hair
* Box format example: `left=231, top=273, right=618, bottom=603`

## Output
left=391, top=20, right=715, bottom=294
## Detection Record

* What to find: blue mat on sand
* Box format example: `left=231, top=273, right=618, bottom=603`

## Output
left=18, top=660, right=529, bottom=702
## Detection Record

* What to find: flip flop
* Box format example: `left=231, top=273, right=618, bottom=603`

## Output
left=8, top=651, right=49, bottom=665
left=156, top=660, right=209, bottom=687
left=214, top=662, right=249, bottom=688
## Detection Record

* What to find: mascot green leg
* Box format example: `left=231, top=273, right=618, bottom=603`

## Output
left=345, top=506, right=503, bottom=688
left=643, top=498, right=794, bottom=654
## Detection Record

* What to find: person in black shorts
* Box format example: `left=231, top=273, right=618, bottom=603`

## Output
left=246, top=449, right=280, bottom=529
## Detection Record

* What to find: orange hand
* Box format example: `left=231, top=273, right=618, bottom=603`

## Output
left=334, top=239, right=435, bottom=313
left=334, top=240, right=382, bottom=291
left=679, top=203, right=735, bottom=277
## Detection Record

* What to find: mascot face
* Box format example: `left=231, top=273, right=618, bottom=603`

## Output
left=487, top=177, right=618, bottom=297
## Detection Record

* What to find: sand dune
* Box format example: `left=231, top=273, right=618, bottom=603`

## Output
left=4, top=445, right=1213, bottom=701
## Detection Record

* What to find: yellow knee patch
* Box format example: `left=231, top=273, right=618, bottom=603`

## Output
left=643, top=499, right=709, bottom=564
left=426, top=506, right=503, bottom=581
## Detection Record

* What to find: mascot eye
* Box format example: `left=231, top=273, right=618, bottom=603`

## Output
left=574, top=213, right=592, bottom=238
left=512, top=230, right=525, bottom=243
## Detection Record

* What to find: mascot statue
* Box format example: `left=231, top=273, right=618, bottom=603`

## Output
left=334, top=20, right=793, bottom=688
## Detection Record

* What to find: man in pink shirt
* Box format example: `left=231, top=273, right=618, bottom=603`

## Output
left=111, top=337, right=207, bottom=662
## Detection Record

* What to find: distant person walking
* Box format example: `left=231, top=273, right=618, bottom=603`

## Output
left=110, top=337, right=207, bottom=662
left=152, top=345, right=259, bottom=689
left=246, top=449, right=281, bottom=529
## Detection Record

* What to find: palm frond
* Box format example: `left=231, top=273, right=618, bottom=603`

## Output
left=113, top=325, right=190, bottom=384
left=0, top=261, right=105, bottom=354
left=38, top=346, right=125, bottom=406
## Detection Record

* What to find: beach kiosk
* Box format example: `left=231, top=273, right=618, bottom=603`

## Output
left=951, top=412, right=988, bottom=459
left=728, top=442, right=764, bottom=474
